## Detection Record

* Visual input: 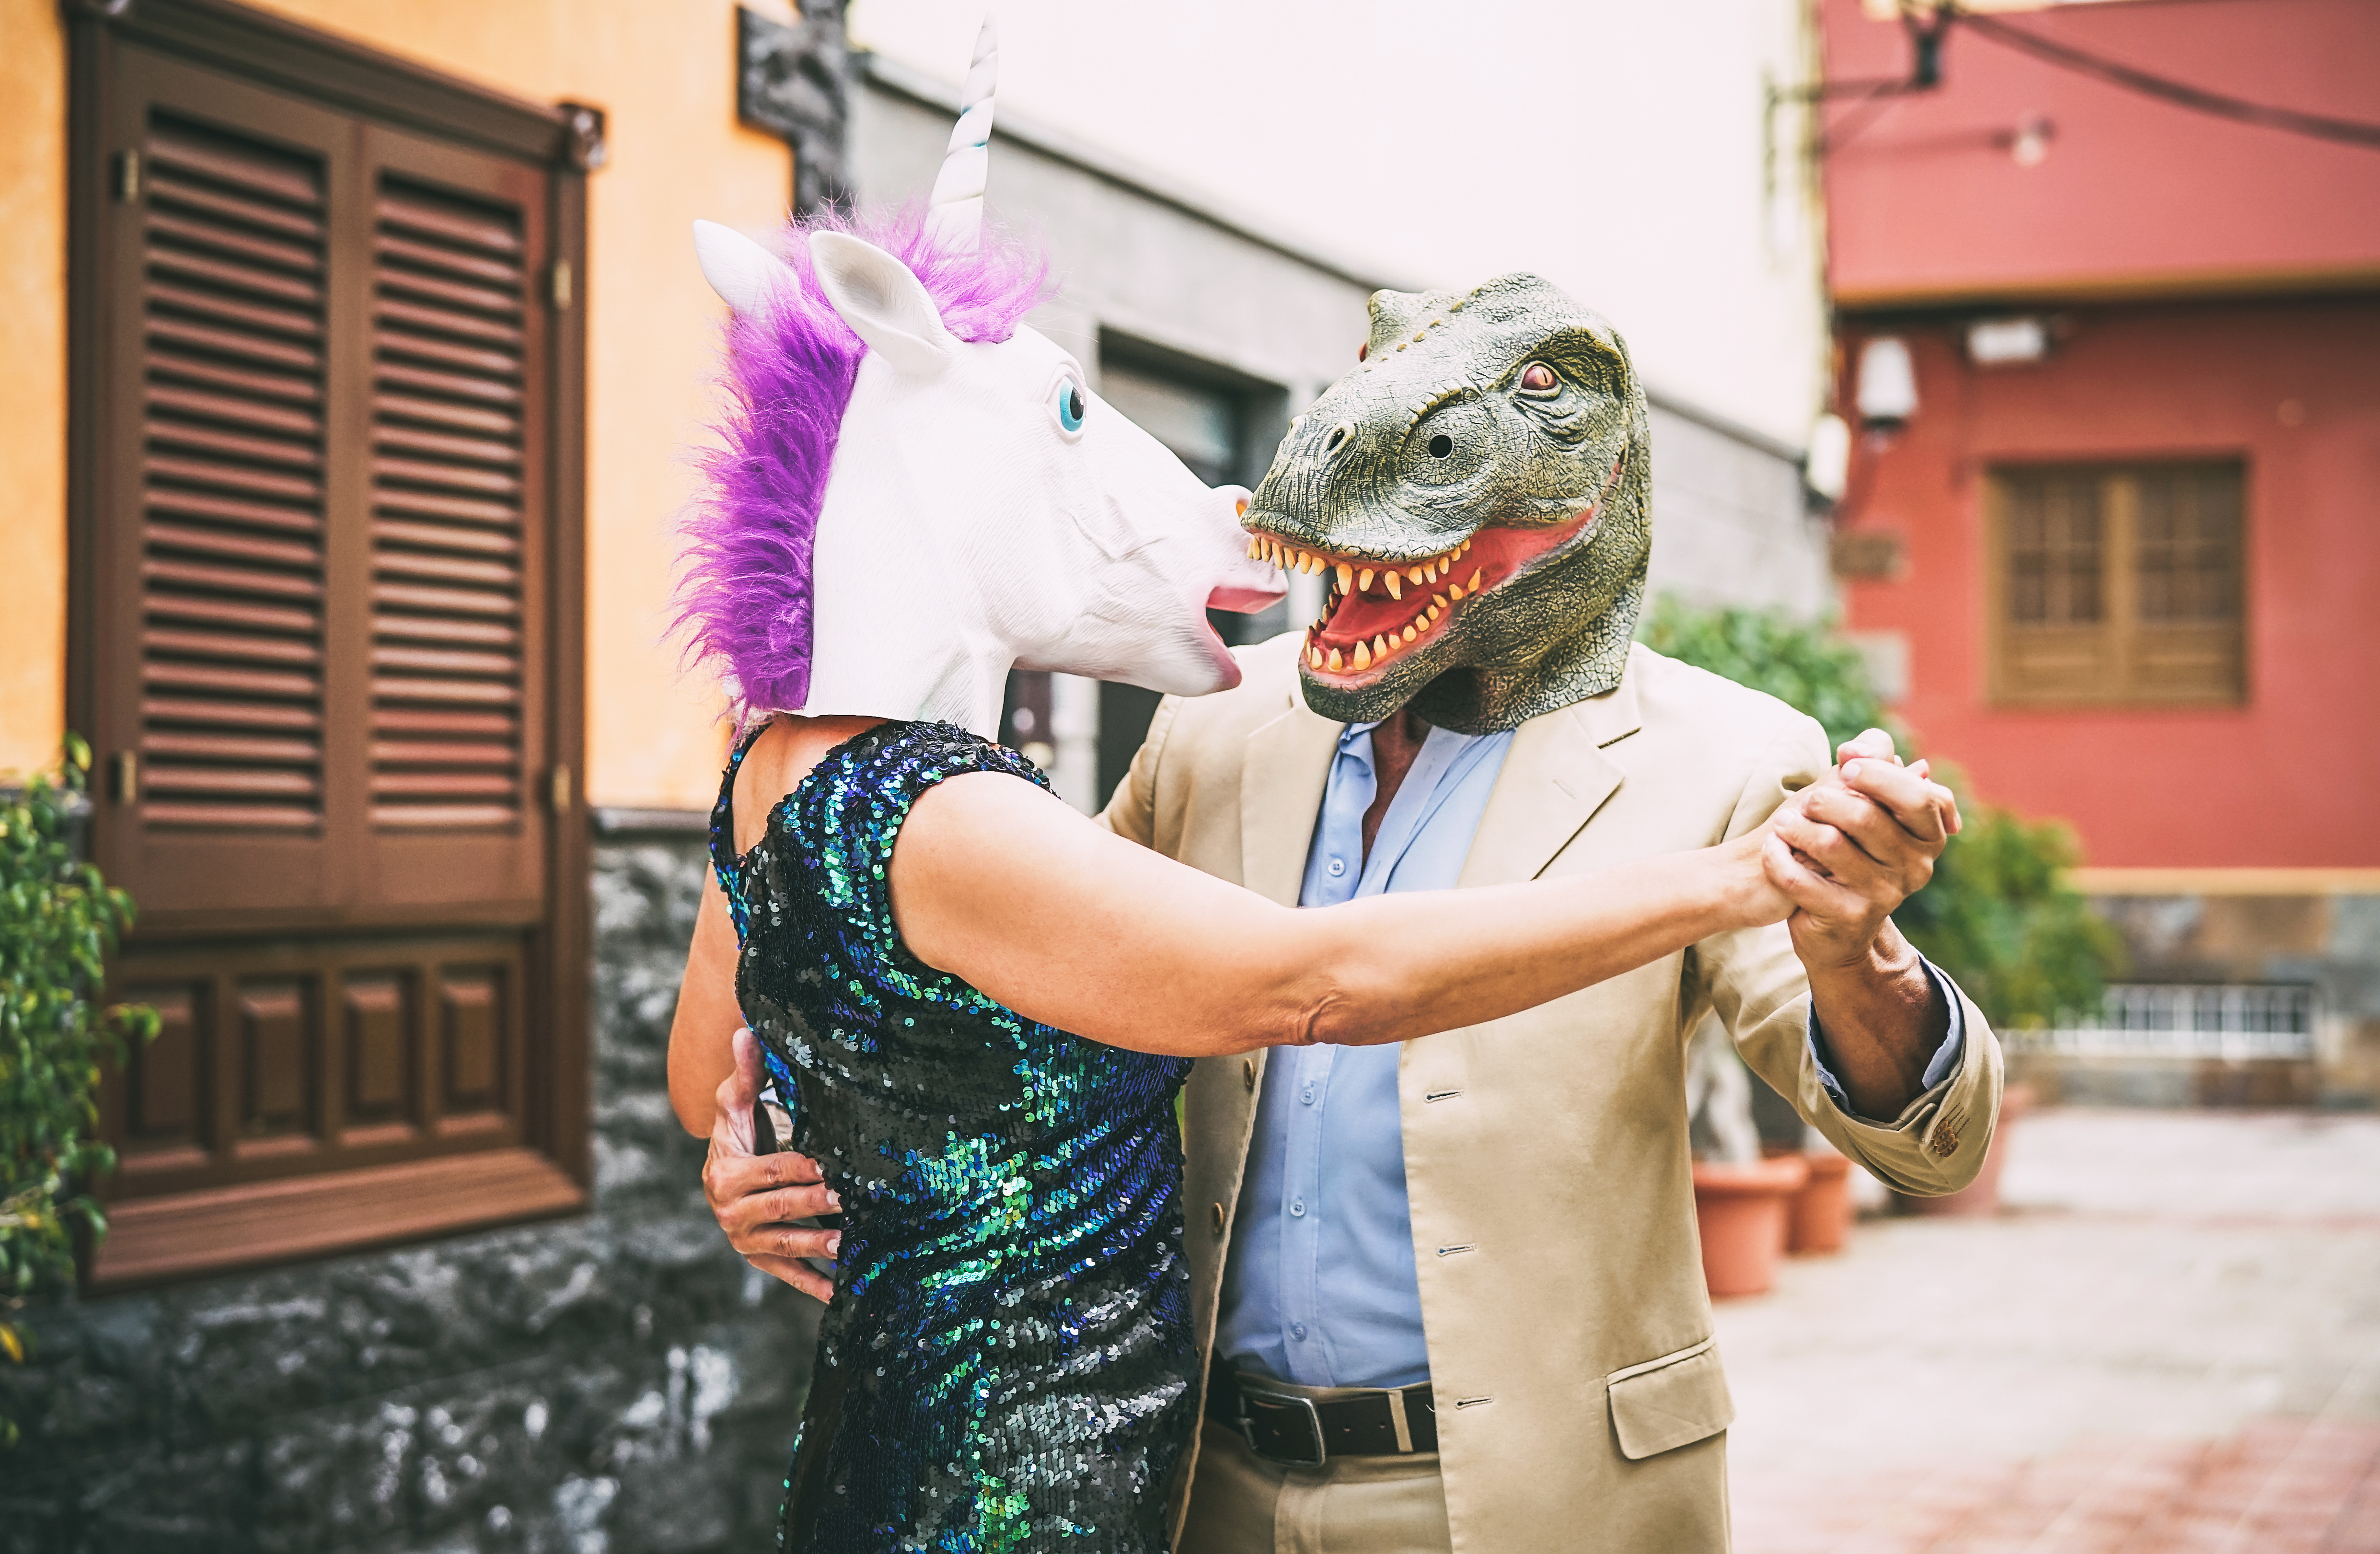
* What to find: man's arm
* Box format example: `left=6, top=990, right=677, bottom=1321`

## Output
left=1702, top=716, right=2004, bottom=1195
left=1768, top=731, right=1957, bottom=1119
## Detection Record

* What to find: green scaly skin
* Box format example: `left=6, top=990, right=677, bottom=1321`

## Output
left=1244, top=273, right=1653, bottom=734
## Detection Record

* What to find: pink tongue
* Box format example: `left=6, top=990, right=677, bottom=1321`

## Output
left=1208, top=582, right=1287, bottom=614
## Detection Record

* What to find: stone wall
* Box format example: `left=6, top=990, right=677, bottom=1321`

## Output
left=1, top=831, right=819, bottom=1554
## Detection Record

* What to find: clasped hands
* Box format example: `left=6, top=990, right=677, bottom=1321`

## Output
left=1753, top=727, right=1962, bottom=967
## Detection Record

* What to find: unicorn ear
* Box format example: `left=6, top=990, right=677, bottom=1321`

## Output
left=808, top=231, right=957, bottom=378
left=693, top=220, right=794, bottom=318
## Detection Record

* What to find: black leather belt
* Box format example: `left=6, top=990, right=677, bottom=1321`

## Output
left=1206, top=1357, right=1437, bottom=1464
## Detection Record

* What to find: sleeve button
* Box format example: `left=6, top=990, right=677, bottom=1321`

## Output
left=1243, top=1059, right=1257, bottom=1091
left=1211, top=1201, right=1227, bottom=1236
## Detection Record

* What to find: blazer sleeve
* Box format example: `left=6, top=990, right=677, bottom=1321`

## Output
left=1691, top=714, right=2007, bottom=1196
left=1093, top=692, right=1184, bottom=847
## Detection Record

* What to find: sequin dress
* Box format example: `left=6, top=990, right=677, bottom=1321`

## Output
left=711, top=720, right=1197, bottom=1554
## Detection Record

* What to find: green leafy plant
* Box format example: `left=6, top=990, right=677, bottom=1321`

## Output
left=1639, top=597, right=2120, bottom=1030
left=2, top=735, right=157, bottom=1438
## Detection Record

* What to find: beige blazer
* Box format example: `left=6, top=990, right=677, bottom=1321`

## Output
left=1099, top=633, right=2002, bottom=1554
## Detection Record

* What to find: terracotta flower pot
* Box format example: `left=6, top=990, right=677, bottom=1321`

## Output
left=1692, top=1154, right=1810, bottom=1299
left=1895, top=1081, right=2035, bottom=1218
left=1785, top=1149, right=1855, bottom=1255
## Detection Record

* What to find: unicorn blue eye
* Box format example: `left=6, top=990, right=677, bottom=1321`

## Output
left=1055, top=379, right=1086, bottom=433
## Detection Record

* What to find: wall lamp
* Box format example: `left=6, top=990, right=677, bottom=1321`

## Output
left=1855, top=336, right=1919, bottom=431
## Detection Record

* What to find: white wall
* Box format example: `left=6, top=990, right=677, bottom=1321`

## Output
left=847, top=0, right=1828, bottom=451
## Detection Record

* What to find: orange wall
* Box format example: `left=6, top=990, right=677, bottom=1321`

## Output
left=1837, top=299, right=2380, bottom=869
left=0, top=0, right=795, bottom=807
left=1822, top=0, right=2380, bottom=304
left=0, top=1, right=68, bottom=774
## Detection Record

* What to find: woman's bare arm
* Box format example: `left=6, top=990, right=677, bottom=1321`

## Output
left=668, top=870, right=744, bottom=1136
left=894, top=770, right=1790, bottom=1058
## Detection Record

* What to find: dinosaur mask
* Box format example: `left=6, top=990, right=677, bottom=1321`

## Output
left=1243, top=273, right=1653, bottom=734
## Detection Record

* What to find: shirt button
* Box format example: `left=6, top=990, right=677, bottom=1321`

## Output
left=1289, top=1198, right=1306, bottom=1218
left=1300, top=1084, right=1316, bottom=1105
left=1326, top=858, right=1346, bottom=878
left=1291, top=1323, right=1308, bottom=1341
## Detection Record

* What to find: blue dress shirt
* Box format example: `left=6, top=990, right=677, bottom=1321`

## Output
left=1215, top=720, right=1966, bottom=1391
left=1216, top=721, right=1512, bottom=1389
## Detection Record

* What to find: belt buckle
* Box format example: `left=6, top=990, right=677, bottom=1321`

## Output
left=1238, top=1388, right=1327, bottom=1466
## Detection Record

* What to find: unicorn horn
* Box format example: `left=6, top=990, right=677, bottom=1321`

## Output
left=923, top=13, right=999, bottom=251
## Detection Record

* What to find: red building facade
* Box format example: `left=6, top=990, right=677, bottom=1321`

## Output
left=1820, top=0, right=2380, bottom=1100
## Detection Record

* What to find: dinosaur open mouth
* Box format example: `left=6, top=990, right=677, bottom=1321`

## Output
left=1245, top=498, right=1605, bottom=680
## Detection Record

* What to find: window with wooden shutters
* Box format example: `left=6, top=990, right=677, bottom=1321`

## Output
left=69, top=0, right=593, bottom=1287
left=1987, top=461, right=2247, bottom=707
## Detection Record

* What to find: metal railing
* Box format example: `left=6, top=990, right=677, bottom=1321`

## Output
left=2016, top=983, right=2318, bottom=1061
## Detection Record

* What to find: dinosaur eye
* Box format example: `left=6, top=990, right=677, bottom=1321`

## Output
left=1427, top=434, right=1453, bottom=458
left=1054, top=378, right=1087, bottom=434
left=1357, top=342, right=1369, bottom=362
left=1520, top=362, right=1558, bottom=393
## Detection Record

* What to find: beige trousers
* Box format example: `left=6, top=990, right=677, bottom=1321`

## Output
left=1177, top=1418, right=1455, bottom=1554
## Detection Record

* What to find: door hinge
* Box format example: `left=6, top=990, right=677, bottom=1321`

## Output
left=548, top=765, right=573, bottom=812
left=548, top=259, right=573, bottom=311
left=110, top=750, right=139, bottom=803
left=114, top=149, right=140, bottom=203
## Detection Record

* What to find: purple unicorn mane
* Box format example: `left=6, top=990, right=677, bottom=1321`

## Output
left=675, top=206, right=1051, bottom=716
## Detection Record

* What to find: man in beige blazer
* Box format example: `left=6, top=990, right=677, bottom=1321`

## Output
left=1097, top=272, right=2002, bottom=1552
left=1100, top=635, right=1999, bottom=1553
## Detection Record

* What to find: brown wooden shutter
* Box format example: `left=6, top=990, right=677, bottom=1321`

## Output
left=353, top=128, right=549, bottom=918
left=87, top=53, right=359, bottom=922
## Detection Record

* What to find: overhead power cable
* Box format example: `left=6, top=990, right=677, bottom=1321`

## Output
left=1952, top=5, right=2380, bottom=153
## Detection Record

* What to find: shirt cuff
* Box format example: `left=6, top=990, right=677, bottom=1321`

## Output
left=1806, top=959, right=1967, bottom=1123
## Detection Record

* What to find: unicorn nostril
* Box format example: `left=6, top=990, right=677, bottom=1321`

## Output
left=1320, top=421, right=1356, bottom=459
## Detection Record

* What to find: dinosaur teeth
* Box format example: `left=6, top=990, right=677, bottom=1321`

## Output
left=1336, top=562, right=1354, bottom=591
left=1352, top=641, right=1371, bottom=669
left=1309, top=644, right=1324, bottom=669
left=1358, top=569, right=1374, bottom=591
left=1385, top=572, right=1401, bottom=600
left=1402, top=624, right=1417, bottom=642
left=1327, top=647, right=1343, bottom=672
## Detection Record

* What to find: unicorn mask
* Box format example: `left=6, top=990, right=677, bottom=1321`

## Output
left=678, top=19, right=1282, bottom=741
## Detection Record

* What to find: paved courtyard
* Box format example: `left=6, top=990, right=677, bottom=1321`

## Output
left=1717, top=1107, right=2380, bottom=1553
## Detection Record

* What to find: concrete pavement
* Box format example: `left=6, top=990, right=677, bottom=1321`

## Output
left=1716, top=1107, right=2380, bottom=1553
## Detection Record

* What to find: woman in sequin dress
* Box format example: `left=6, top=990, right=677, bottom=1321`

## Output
left=669, top=704, right=1818, bottom=1554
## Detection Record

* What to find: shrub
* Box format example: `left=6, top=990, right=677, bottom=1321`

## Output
left=1639, top=597, right=2120, bottom=1031
left=1, top=736, right=157, bottom=1442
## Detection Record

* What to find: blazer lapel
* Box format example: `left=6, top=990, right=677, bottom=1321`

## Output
left=1240, top=698, right=1340, bottom=906
left=1457, top=649, right=1645, bottom=887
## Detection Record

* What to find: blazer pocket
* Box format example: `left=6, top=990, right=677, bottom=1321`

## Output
left=1605, top=1337, right=1735, bottom=1461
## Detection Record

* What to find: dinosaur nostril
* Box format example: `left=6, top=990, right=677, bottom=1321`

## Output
left=1321, top=421, right=1356, bottom=459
